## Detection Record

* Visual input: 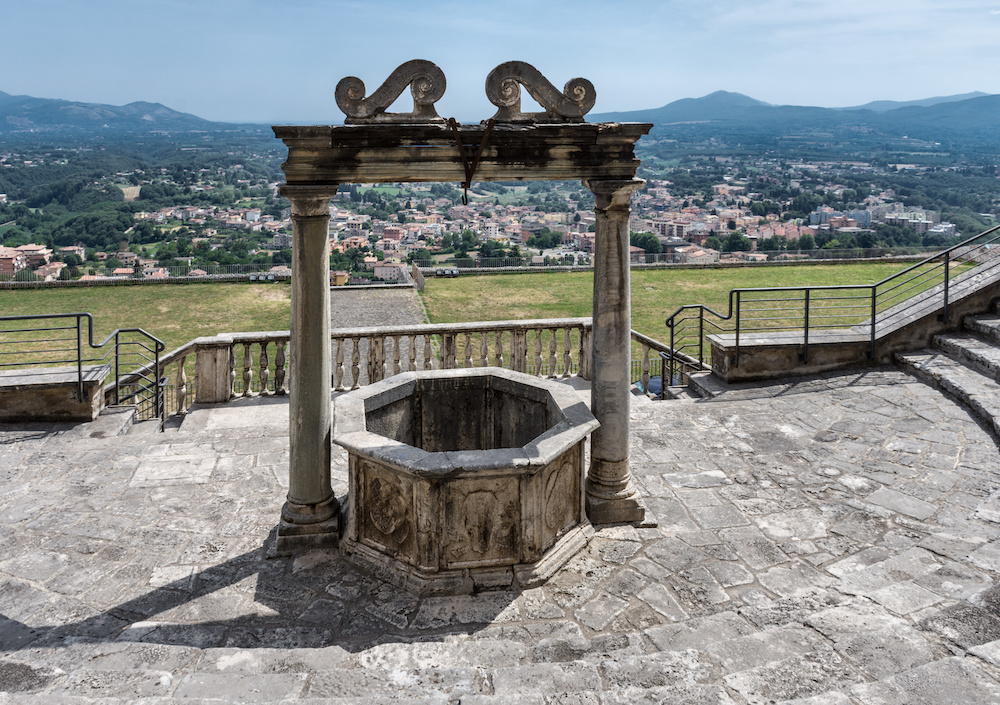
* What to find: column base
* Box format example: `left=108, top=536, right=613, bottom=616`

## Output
left=585, top=459, right=648, bottom=525
left=269, top=497, right=341, bottom=557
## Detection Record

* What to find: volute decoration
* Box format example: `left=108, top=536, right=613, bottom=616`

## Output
left=333, top=60, right=597, bottom=124
left=335, top=59, right=446, bottom=124
left=485, top=61, right=596, bottom=123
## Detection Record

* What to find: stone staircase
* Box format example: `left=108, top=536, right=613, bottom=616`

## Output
left=897, top=307, right=1000, bottom=437
left=661, top=370, right=725, bottom=402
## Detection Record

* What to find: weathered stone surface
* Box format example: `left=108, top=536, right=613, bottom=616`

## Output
left=2, top=367, right=1000, bottom=702
left=335, top=368, right=598, bottom=595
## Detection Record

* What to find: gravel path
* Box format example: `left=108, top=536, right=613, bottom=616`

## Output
left=329, top=287, right=426, bottom=330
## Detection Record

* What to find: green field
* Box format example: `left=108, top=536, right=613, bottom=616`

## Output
left=0, top=262, right=919, bottom=354
left=0, top=283, right=293, bottom=353
left=419, top=262, right=915, bottom=340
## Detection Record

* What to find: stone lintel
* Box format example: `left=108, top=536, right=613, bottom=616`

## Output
left=273, top=122, right=651, bottom=185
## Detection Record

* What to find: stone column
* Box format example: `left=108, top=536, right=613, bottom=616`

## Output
left=273, top=184, right=340, bottom=555
left=583, top=178, right=647, bottom=524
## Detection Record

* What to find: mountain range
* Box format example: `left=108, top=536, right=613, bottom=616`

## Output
left=0, top=90, right=231, bottom=133
left=590, top=90, right=1000, bottom=145
left=1, top=88, right=998, bottom=144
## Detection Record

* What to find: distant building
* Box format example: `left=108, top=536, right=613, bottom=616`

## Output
left=0, top=246, right=28, bottom=276
left=34, top=261, right=67, bottom=281
left=16, top=243, right=52, bottom=267
left=373, top=262, right=406, bottom=282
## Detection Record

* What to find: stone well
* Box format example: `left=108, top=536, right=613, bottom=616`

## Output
left=333, top=368, right=599, bottom=595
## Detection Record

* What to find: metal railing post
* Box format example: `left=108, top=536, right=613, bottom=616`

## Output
left=76, top=314, right=84, bottom=402
left=734, top=291, right=741, bottom=368
left=155, top=351, right=162, bottom=425
left=113, top=332, right=120, bottom=405
left=668, top=318, right=676, bottom=386
left=801, top=289, right=810, bottom=363
left=870, top=285, right=877, bottom=360
left=698, top=308, right=705, bottom=366
left=941, top=251, right=951, bottom=324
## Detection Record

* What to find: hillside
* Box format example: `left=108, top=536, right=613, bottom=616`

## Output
left=591, top=91, right=1000, bottom=149
left=0, top=90, right=238, bottom=134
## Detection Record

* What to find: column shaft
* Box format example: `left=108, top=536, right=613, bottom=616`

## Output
left=273, top=185, right=340, bottom=554
left=584, top=178, right=647, bottom=524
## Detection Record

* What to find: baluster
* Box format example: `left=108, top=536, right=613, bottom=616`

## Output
left=534, top=328, right=543, bottom=375
left=512, top=329, right=527, bottom=373
left=275, top=340, right=287, bottom=394
left=548, top=329, right=557, bottom=377
left=176, top=355, right=187, bottom=415
left=408, top=334, right=417, bottom=372
left=368, top=336, right=385, bottom=384
left=423, top=335, right=433, bottom=370
left=242, top=342, right=253, bottom=396
left=443, top=334, right=457, bottom=369
left=351, top=338, right=361, bottom=389
left=259, top=342, right=270, bottom=395
left=227, top=345, right=236, bottom=398
left=579, top=326, right=592, bottom=380
left=392, top=335, right=401, bottom=376
left=333, top=338, right=345, bottom=390
left=463, top=332, right=473, bottom=369
left=479, top=333, right=489, bottom=367
left=641, top=343, right=651, bottom=396
left=563, top=327, right=572, bottom=378
left=494, top=331, right=504, bottom=368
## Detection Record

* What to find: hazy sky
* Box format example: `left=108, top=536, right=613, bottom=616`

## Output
left=3, top=0, right=1000, bottom=124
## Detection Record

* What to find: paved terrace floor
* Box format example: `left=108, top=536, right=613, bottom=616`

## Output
left=2, top=369, right=1000, bottom=703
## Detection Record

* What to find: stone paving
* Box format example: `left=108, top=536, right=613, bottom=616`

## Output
left=2, top=368, right=1000, bottom=703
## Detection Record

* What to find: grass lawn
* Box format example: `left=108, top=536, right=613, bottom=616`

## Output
left=420, top=262, right=919, bottom=340
left=362, top=186, right=402, bottom=197
left=1, top=261, right=922, bottom=358
left=0, top=283, right=292, bottom=354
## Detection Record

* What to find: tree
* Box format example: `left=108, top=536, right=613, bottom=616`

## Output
left=798, top=233, right=816, bottom=250
left=722, top=232, right=752, bottom=253
left=629, top=232, right=662, bottom=254
left=407, top=248, right=431, bottom=263
left=703, top=236, right=723, bottom=251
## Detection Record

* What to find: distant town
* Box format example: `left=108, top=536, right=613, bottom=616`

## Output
left=1, top=135, right=997, bottom=285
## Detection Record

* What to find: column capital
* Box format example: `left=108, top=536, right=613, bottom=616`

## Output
left=583, top=178, right=645, bottom=210
left=278, top=184, right=340, bottom=216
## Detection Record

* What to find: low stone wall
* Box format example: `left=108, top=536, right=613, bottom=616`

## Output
left=0, top=365, right=110, bottom=422
left=709, top=272, right=1000, bottom=382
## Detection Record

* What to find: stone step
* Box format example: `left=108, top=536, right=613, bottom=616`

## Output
left=74, top=406, right=135, bottom=439
left=933, top=333, right=1000, bottom=381
left=896, top=350, right=1000, bottom=437
left=661, top=385, right=701, bottom=401
left=964, top=313, right=1000, bottom=345
left=688, top=371, right=726, bottom=399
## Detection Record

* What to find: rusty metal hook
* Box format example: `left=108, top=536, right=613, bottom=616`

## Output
left=448, top=118, right=496, bottom=205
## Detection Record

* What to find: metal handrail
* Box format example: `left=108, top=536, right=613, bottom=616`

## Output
left=664, top=224, right=1000, bottom=379
left=0, top=313, right=166, bottom=426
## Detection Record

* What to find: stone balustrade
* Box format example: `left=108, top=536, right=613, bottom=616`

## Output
left=630, top=330, right=673, bottom=396
left=153, top=318, right=619, bottom=415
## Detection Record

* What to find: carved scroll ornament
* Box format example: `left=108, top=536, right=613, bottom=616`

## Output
left=486, top=61, right=596, bottom=123
left=335, top=59, right=446, bottom=124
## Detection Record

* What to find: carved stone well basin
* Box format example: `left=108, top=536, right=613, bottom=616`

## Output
left=333, top=368, right=599, bottom=595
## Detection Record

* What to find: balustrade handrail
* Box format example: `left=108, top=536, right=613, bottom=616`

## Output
left=663, top=223, right=1000, bottom=381
left=109, top=317, right=681, bottom=416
